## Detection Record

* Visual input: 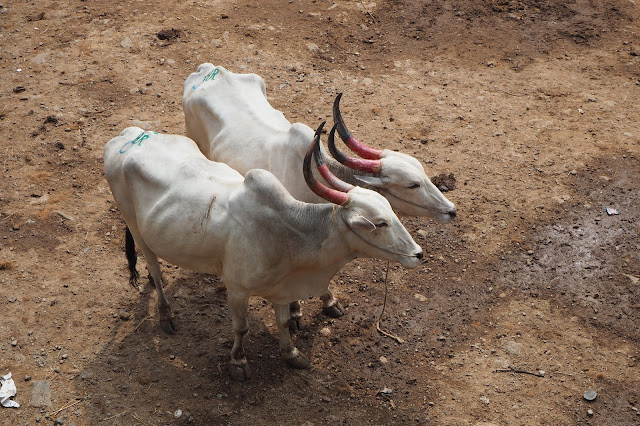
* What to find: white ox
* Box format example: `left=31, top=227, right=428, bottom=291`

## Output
left=182, top=63, right=456, bottom=318
left=103, top=125, right=422, bottom=381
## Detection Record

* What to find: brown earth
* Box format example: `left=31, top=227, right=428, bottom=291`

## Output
left=1, top=0, right=639, bottom=424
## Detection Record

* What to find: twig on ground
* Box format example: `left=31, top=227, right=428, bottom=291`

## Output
left=49, top=395, right=90, bottom=418
left=132, top=412, right=151, bottom=426
left=375, top=262, right=405, bottom=344
left=359, top=1, right=377, bottom=24
left=493, top=366, right=545, bottom=377
left=134, top=315, right=154, bottom=332
left=100, top=411, right=128, bottom=422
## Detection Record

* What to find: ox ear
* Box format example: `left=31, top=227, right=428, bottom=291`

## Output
left=354, top=175, right=391, bottom=187
left=349, top=215, right=377, bottom=232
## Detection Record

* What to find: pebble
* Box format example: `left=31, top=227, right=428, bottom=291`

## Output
left=174, top=409, right=183, bottom=418
left=319, top=327, right=331, bottom=337
left=583, top=389, right=597, bottom=401
left=8, top=296, right=17, bottom=302
left=587, top=409, right=594, bottom=416
left=414, top=293, right=428, bottom=302
left=379, top=356, right=388, bottom=364
left=306, top=42, right=320, bottom=53
left=118, top=310, right=131, bottom=321
left=11, top=339, right=18, bottom=346
left=31, top=380, right=52, bottom=407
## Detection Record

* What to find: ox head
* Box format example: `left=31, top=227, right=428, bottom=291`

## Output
left=330, top=93, right=457, bottom=223
left=304, top=122, right=423, bottom=269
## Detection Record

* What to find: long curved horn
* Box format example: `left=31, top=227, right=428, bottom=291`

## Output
left=313, top=131, right=355, bottom=193
left=304, top=122, right=350, bottom=205
left=328, top=124, right=382, bottom=174
left=333, top=93, right=383, bottom=160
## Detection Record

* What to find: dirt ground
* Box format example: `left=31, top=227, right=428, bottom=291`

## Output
left=1, top=0, right=639, bottom=424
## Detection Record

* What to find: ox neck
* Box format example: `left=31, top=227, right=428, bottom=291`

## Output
left=286, top=201, right=356, bottom=269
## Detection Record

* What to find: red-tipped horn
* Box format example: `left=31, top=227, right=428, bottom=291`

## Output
left=333, top=93, right=383, bottom=160
left=328, top=124, right=382, bottom=174
left=313, top=130, right=355, bottom=193
left=304, top=122, right=350, bottom=205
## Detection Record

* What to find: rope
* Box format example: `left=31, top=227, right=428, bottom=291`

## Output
left=332, top=206, right=405, bottom=343
left=375, top=261, right=404, bottom=344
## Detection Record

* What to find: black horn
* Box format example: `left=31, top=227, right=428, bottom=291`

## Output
left=332, top=93, right=383, bottom=160
left=303, top=122, right=350, bottom=205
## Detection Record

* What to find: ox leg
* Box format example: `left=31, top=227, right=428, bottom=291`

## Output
left=274, top=304, right=310, bottom=369
left=289, top=301, right=302, bottom=331
left=137, top=244, right=178, bottom=333
left=321, top=291, right=345, bottom=318
left=228, top=293, right=251, bottom=381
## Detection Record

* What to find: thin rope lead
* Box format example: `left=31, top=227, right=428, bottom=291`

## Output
left=375, top=261, right=404, bottom=344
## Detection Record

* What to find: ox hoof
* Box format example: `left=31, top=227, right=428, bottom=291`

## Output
left=285, top=352, right=310, bottom=370
left=159, top=316, right=179, bottom=334
left=288, top=315, right=303, bottom=332
left=322, top=301, right=345, bottom=318
left=229, top=362, right=252, bottom=381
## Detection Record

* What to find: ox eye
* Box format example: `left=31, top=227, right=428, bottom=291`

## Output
left=407, top=183, right=420, bottom=189
left=375, top=222, right=388, bottom=228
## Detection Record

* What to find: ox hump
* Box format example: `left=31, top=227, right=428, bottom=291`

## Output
left=244, top=169, right=294, bottom=206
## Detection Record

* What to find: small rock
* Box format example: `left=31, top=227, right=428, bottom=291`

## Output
left=118, top=311, right=131, bottom=321
left=587, top=409, right=594, bottom=416
left=414, top=293, right=428, bottom=302
left=31, top=380, right=52, bottom=407
left=480, top=396, right=489, bottom=405
left=174, top=409, right=183, bottom=418
left=8, top=296, right=17, bottom=303
left=306, top=42, right=320, bottom=53
left=120, top=37, right=132, bottom=48
left=379, top=356, right=388, bottom=364
left=379, top=387, right=392, bottom=396
left=13, top=86, right=26, bottom=93
left=583, top=389, right=597, bottom=401
left=319, top=327, right=331, bottom=337
left=11, top=339, right=18, bottom=346
left=24, top=375, right=31, bottom=381
left=624, top=274, right=639, bottom=285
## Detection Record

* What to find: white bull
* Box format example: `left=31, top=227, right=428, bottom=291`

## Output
left=182, top=63, right=456, bottom=318
left=103, top=124, right=422, bottom=381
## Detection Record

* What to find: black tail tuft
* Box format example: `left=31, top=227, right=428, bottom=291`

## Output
left=125, top=226, right=139, bottom=287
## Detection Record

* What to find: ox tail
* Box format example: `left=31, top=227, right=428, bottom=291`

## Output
left=125, top=226, right=140, bottom=287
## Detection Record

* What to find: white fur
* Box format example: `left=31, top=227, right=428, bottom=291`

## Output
left=103, top=127, right=422, bottom=380
left=182, top=63, right=456, bottom=222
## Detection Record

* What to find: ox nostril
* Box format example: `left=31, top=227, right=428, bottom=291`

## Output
left=449, top=209, right=457, bottom=218
left=416, top=251, right=423, bottom=260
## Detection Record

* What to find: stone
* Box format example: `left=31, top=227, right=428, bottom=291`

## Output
left=120, top=37, right=132, bottom=48
left=30, top=380, right=52, bottom=407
